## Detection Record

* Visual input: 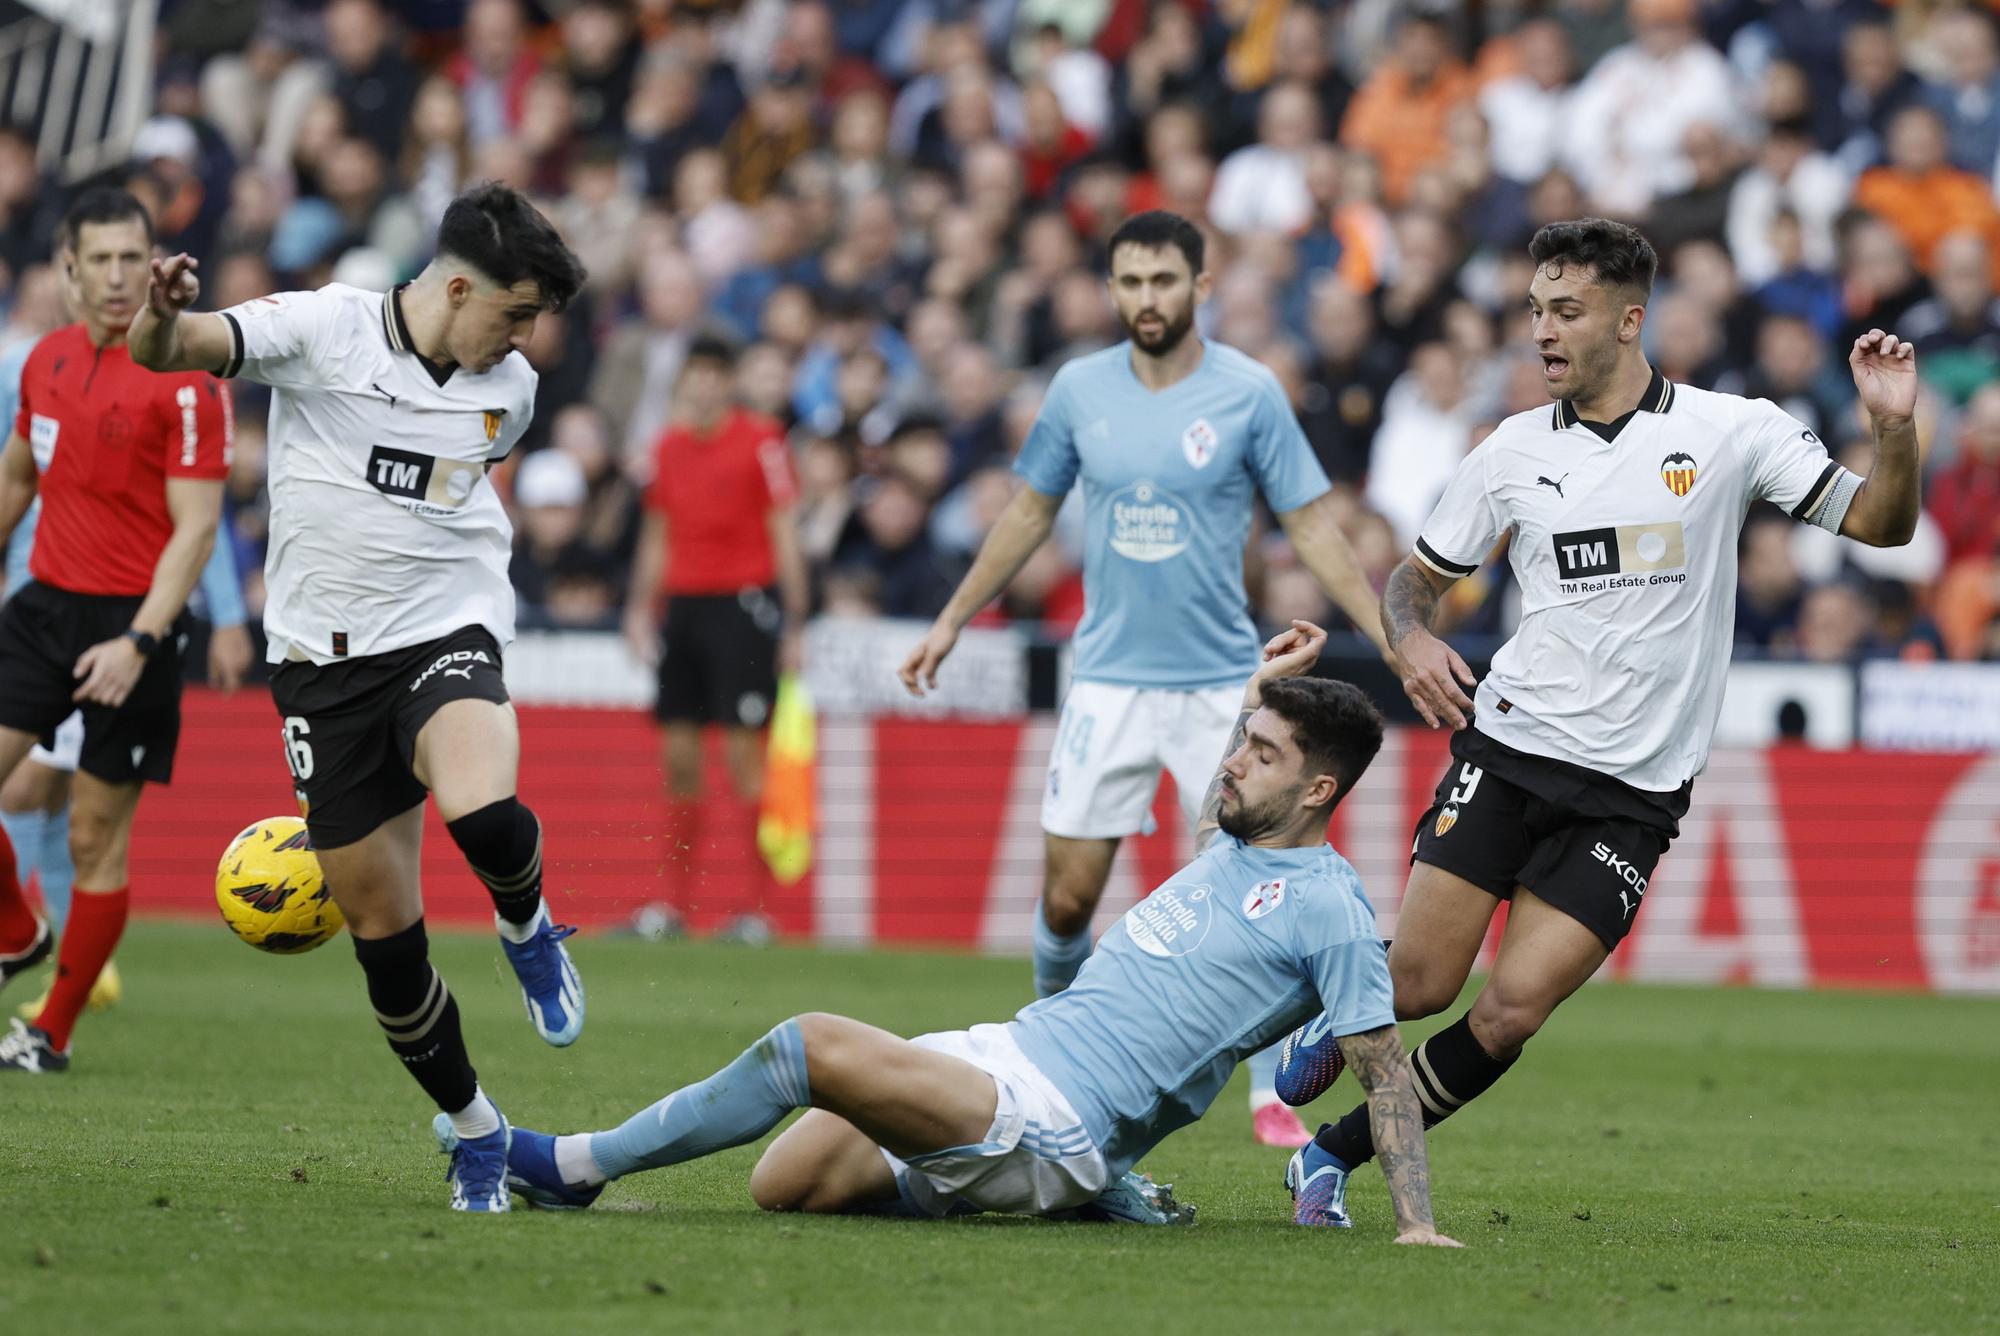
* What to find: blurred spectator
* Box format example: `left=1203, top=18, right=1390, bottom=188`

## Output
left=1750, top=210, right=1844, bottom=343
left=1796, top=580, right=1883, bottom=662
left=1479, top=19, right=1574, bottom=188
left=1210, top=80, right=1320, bottom=236
left=591, top=247, right=705, bottom=471
left=510, top=448, right=620, bottom=628
left=1928, top=383, right=2000, bottom=565
left=549, top=403, right=641, bottom=578
left=325, top=0, right=419, bottom=162
left=560, top=0, right=640, bottom=143
left=1837, top=212, right=1931, bottom=348
left=1853, top=105, right=2000, bottom=280
left=1298, top=278, right=1400, bottom=484
left=1715, top=313, right=1852, bottom=440
left=1339, top=14, right=1474, bottom=209
left=1366, top=342, right=1480, bottom=550
left=830, top=472, right=965, bottom=619
left=1562, top=0, right=1740, bottom=217
left=448, top=0, right=541, bottom=149
left=1831, top=18, right=1924, bottom=174
left=724, top=68, right=817, bottom=204
left=1647, top=122, right=1742, bottom=258
left=1918, top=7, right=2000, bottom=176
left=1901, top=231, right=2000, bottom=405
left=1727, top=119, right=1850, bottom=287
left=1737, top=515, right=1804, bottom=652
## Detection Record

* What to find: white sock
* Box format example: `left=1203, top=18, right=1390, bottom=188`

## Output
left=555, top=1133, right=608, bottom=1187
left=448, top=1087, right=503, bottom=1139
left=495, top=902, right=545, bottom=945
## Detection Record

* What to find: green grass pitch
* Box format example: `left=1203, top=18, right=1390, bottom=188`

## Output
left=3, top=920, right=1996, bottom=1335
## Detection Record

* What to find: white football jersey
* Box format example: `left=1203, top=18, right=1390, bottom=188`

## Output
left=217, top=284, right=536, bottom=665
left=1414, top=370, right=1861, bottom=791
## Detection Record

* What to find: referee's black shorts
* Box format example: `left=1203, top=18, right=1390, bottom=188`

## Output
left=0, top=580, right=190, bottom=784
left=1410, top=726, right=1689, bottom=950
left=655, top=586, right=781, bottom=728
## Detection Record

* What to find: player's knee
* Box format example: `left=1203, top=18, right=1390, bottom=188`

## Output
left=1467, top=987, right=1548, bottom=1056
left=1389, top=956, right=1463, bottom=1021
left=748, top=1154, right=806, bottom=1213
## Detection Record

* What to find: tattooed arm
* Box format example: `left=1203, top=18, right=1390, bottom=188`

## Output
left=1339, top=1022, right=1461, bottom=1247
left=1192, top=619, right=1329, bottom=853
left=1382, top=555, right=1478, bottom=731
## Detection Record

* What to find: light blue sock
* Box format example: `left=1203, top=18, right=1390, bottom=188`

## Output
left=37, top=805, right=73, bottom=933
left=1246, top=1044, right=1281, bottom=1105
left=588, top=1018, right=811, bottom=1179
left=1032, top=902, right=1092, bottom=998
left=0, top=808, right=46, bottom=921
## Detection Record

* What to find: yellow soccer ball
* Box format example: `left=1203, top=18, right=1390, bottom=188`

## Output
left=215, top=817, right=343, bottom=953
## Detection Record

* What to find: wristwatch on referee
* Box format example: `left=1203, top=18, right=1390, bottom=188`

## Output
left=123, top=628, right=159, bottom=658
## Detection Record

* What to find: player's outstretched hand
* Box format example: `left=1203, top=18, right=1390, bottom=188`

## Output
left=897, top=621, right=959, bottom=697
left=1398, top=629, right=1477, bottom=731
left=73, top=635, right=147, bottom=708
left=1394, top=1228, right=1464, bottom=1248
left=1848, top=328, right=1916, bottom=424
left=148, top=253, right=201, bottom=318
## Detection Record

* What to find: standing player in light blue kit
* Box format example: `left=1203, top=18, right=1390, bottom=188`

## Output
left=440, top=622, right=1459, bottom=1244
left=898, top=211, right=1390, bottom=1147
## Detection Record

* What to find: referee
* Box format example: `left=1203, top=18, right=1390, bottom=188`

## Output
left=1276, top=218, right=1921, bottom=1226
left=0, top=189, right=231, bottom=1073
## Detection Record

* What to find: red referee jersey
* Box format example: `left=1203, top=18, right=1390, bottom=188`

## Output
left=15, top=325, right=231, bottom=596
left=646, top=408, right=797, bottom=594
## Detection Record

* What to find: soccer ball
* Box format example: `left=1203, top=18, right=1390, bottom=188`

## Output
left=215, top=817, right=343, bottom=954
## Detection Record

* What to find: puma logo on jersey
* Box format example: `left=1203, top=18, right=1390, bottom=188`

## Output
left=371, top=382, right=398, bottom=408
left=1536, top=472, right=1569, bottom=498
left=410, top=649, right=491, bottom=692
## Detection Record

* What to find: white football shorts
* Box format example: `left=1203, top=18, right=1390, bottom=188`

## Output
left=1041, top=681, right=1241, bottom=839
left=881, top=1022, right=1108, bottom=1217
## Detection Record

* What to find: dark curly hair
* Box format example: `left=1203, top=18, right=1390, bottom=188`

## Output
left=1260, top=677, right=1385, bottom=808
left=1529, top=218, right=1659, bottom=304
left=435, top=181, right=587, bottom=312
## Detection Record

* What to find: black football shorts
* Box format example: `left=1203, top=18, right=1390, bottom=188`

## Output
left=1410, top=727, right=1687, bottom=950
left=268, top=625, right=511, bottom=849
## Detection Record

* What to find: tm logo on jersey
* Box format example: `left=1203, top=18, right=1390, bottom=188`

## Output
left=1108, top=481, right=1192, bottom=562
left=1551, top=521, right=1688, bottom=591
left=1126, top=882, right=1213, bottom=957
left=367, top=445, right=480, bottom=513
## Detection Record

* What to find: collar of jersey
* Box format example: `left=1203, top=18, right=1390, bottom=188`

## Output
left=1552, top=366, right=1674, bottom=439
left=382, top=283, right=457, bottom=388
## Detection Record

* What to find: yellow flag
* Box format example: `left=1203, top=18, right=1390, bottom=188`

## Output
left=756, top=673, right=815, bottom=885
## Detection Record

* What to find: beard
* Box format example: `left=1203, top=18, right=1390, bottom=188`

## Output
left=1124, top=301, right=1197, bottom=356
left=1216, top=782, right=1298, bottom=841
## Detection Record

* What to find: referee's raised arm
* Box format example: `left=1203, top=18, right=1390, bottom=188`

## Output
left=127, top=253, right=233, bottom=376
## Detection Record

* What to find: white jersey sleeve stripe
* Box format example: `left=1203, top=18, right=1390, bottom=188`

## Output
left=1415, top=536, right=1478, bottom=578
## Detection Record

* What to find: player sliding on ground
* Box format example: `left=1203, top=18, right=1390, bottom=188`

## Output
left=128, top=183, right=590, bottom=1212
left=1272, top=217, right=1922, bottom=1227
left=446, top=621, right=1458, bottom=1243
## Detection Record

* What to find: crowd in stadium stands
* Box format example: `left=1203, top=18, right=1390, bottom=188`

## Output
left=7, top=0, right=2000, bottom=664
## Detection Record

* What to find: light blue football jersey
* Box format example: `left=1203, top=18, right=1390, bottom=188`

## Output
left=1014, top=341, right=1330, bottom=689
left=1, top=337, right=37, bottom=596
left=1008, top=833, right=1394, bottom=1177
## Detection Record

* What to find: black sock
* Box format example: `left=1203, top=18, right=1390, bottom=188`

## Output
left=1313, top=1013, right=1517, bottom=1168
left=446, top=797, right=544, bottom=926
left=352, top=919, right=478, bottom=1113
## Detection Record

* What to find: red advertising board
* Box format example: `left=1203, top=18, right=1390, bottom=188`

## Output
left=121, top=693, right=2000, bottom=994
